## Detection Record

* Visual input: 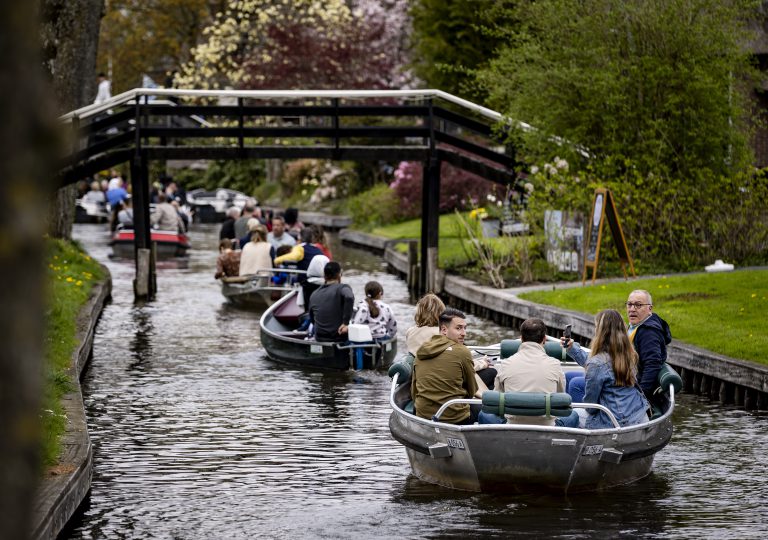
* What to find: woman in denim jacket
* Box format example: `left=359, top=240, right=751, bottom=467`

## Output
left=557, top=309, right=649, bottom=429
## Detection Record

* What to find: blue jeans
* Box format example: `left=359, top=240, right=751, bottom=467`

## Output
left=555, top=410, right=580, bottom=428
left=477, top=411, right=506, bottom=424
left=567, top=375, right=585, bottom=402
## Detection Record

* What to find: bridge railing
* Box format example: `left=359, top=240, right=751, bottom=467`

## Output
left=58, top=89, right=528, bottom=187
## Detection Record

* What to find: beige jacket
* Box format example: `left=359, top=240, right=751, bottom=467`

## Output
left=239, top=241, right=272, bottom=276
left=493, top=341, right=566, bottom=426
left=405, top=325, right=439, bottom=356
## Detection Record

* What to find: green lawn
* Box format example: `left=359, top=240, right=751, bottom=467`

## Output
left=43, top=238, right=105, bottom=466
left=519, top=270, right=768, bottom=365
left=371, top=213, right=515, bottom=268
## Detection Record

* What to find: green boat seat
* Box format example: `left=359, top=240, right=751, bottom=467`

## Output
left=655, top=363, right=682, bottom=395
left=481, top=391, right=573, bottom=417
left=500, top=339, right=568, bottom=362
left=650, top=363, right=683, bottom=420
left=388, top=353, right=415, bottom=384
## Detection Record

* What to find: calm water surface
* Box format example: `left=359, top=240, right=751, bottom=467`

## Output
left=67, top=223, right=768, bottom=539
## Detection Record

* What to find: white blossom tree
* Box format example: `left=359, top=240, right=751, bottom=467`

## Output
left=177, top=0, right=412, bottom=90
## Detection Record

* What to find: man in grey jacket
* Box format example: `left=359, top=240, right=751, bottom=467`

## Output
left=307, top=261, right=354, bottom=342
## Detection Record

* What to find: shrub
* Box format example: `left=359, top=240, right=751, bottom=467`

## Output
left=347, top=183, right=402, bottom=230
left=390, top=161, right=509, bottom=219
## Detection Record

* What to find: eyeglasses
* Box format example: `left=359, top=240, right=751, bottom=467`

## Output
left=625, top=302, right=651, bottom=309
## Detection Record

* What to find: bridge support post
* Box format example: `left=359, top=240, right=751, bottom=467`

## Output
left=130, top=153, right=156, bottom=300
left=420, top=157, right=440, bottom=294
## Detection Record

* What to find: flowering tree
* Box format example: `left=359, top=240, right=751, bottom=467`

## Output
left=389, top=161, right=509, bottom=219
left=177, top=0, right=412, bottom=90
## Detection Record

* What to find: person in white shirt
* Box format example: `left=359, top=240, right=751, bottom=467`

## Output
left=94, top=73, right=111, bottom=105
left=238, top=224, right=272, bottom=276
left=352, top=281, right=397, bottom=340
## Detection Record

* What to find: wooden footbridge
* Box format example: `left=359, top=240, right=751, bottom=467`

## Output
left=59, top=89, right=526, bottom=299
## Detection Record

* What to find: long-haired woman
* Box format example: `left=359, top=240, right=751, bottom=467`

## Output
left=557, top=309, right=649, bottom=429
left=352, top=281, right=397, bottom=340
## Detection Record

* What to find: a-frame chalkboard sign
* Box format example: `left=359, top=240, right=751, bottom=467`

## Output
left=582, top=188, right=636, bottom=284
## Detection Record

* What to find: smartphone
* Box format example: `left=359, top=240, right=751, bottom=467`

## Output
left=563, top=324, right=572, bottom=341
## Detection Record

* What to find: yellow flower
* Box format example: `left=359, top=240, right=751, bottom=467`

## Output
left=66, top=277, right=74, bottom=283
left=751, top=293, right=757, bottom=298
left=76, top=281, right=83, bottom=286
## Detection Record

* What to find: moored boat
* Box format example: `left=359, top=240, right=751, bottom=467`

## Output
left=220, top=270, right=301, bottom=309
left=109, top=228, right=191, bottom=259
left=75, top=197, right=110, bottom=223
left=387, top=340, right=680, bottom=493
left=259, top=289, right=398, bottom=370
left=186, top=188, right=252, bottom=223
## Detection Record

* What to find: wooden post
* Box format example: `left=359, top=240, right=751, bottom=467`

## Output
left=130, top=151, right=155, bottom=300
left=408, top=240, right=419, bottom=291
left=420, top=157, right=440, bottom=294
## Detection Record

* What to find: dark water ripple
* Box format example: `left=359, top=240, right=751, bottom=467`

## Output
left=66, top=223, right=768, bottom=540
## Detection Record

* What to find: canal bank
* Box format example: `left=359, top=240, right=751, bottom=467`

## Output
left=341, top=229, right=768, bottom=411
left=32, top=270, right=111, bottom=540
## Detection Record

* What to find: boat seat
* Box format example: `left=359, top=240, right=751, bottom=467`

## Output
left=481, top=391, right=573, bottom=417
left=388, top=353, right=415, bottom=384
left=649, top=364, right=683, bottom=420
left=500, top=339, right=569, bottom=362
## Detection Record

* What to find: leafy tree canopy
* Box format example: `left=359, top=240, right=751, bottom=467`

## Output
left=97, top=0, right=224, bottom=94
left=409, top=0, right=519, bottom=99
left=477, top=0, right=762, bottom=179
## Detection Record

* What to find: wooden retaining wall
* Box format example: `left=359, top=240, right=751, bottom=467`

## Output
left=341, top=230, right=768, bottom=412
left=31, top=270, right=111, bottom=539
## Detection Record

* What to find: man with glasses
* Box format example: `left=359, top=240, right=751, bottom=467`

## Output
left=566, top=289, right=672, bottom=404
left=626, top=289, right=672, bottom=399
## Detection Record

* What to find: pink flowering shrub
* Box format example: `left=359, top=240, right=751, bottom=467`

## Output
left=390, top=161, right=508, bottom=219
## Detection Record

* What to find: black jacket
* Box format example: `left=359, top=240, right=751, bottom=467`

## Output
left=633, top=313, right=672, bottom=396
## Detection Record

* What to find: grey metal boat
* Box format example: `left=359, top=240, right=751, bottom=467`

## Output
left=388, top=342, right=680, bottom=493
left=260, top=289, right=398, bottom=370
left=220, top=272, right=296, bottom=309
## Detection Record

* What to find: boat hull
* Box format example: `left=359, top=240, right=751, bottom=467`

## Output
left=110, top=229, right=190, bottom=259
left=259, top=290, right=397, bottom=370
left=220, top=276, right=291, bottom=309
left=388, top=370, right=674, bottom=493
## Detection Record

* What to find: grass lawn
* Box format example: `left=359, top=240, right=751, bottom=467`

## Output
left=519, top=270, right=768, bottom=365
left=371, top=213, right=523, bottom=269
left=43, top=238, right=105, bottom=466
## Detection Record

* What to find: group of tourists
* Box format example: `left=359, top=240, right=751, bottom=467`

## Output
left=215, top=206, right=398, bottom=344
left=408, top=289, right=671, bottom=429
left=77, top=171, right=190, bottom=233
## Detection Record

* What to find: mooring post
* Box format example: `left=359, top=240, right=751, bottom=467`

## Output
left=130, top=151, right=155, bottom=300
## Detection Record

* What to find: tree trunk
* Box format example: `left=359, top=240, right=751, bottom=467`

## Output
left=41, top=0, right=105, bottom=240
left=0, top=2, right=62, bottom=537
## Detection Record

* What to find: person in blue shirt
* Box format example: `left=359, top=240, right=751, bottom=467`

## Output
left=556, top=309, right=649, bottom=429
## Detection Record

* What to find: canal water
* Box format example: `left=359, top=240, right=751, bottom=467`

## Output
left=67, top=223, right=768, bottom=539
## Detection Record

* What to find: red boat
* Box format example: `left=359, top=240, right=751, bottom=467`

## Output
left=109, top=229, right=191, bottom=259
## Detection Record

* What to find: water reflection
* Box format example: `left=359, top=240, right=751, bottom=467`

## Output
left=127, top=306, right=153, bottom=371
left=67, top=223, right=768, bottom=539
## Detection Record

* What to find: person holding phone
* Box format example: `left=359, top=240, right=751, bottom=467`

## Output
left=556, top=310, right=649, bottom=429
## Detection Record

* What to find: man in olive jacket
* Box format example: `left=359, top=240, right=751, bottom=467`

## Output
left=412, top=308, right=478, bottom=424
